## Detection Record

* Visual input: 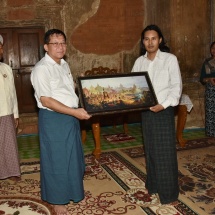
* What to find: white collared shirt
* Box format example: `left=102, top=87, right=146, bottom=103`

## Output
left=0, top=63, right=19, bottom=118
left=31, top=53, right=79, bottom=110
left=131, top=49, right=182, bottom=109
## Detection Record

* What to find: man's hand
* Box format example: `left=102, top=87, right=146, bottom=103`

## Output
left=40, top=96, right=91, bottom=120
left=14, top=118, right=19, bottom=128
left=150, top=104, right=164, bottom=113
left=72, top=108, right=92, bottom=120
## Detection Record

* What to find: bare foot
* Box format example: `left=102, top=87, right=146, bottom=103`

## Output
left=53, top=205, right=70, bottom=215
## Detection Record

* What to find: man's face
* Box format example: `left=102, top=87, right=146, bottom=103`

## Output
left=0, top=43, right=3, bottom=61
left=44, top=34, right=66, bottom=63
left=142, top=30, right=162, bottom=54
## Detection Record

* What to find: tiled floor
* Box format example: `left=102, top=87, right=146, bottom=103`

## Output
left=17, top=123, right=207, bottom=160
left=17, top=134, right=40, bottom=159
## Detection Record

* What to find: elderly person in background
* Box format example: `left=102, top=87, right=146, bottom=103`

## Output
left=0, top=34, right=21, bottom=181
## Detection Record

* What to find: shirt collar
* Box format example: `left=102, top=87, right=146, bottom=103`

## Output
left=45, top=52, right=66, bottom=66
left=144, top=49, right=163, bottom=60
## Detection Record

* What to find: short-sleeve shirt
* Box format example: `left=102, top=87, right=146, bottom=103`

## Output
left=31, top=53, right=79, bottom=110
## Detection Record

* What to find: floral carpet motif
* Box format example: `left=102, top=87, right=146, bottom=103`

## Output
left=0, top=174, right=53, bottom=215
left=1, top=140, right=214, bottom=215
left=177, top=147, right=215, bottom=215
left=71, top=151, right=208, bottom=214
left=0, top=197, right=53, bottom=215
left=121, top=138, right=215, bottom=215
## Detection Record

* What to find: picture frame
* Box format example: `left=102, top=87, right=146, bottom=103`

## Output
left=77, top=71, right=158, bottom=116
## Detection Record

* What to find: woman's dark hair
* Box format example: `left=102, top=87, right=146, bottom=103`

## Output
left=44, top=29, right=66, bottom=44
left=140, top=24, right=170, bottom=56
left=210, top=41, right=215, bottom=56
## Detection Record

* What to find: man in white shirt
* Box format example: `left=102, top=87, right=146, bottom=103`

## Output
left=132, top=25, right=182, bottom=205
left=0, top=34, right=21, bottom=181
left=31, top=29, right=91, bottom=215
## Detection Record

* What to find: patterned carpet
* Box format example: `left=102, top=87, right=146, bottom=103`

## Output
left=11, top=124, right=214, bottom=214
left=0, top=158, right=54, bottom=214
left=120, top=138, right=215, bottom=215
left=0, top=139, right=214, bottom=214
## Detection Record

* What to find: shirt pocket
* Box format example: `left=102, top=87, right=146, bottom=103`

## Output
left=62, top=75, right=75, bottom=91
left=50, top=78, right=60, bottom=91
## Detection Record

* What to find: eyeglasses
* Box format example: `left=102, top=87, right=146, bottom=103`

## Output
left=48, top=42, right=67, bottom=48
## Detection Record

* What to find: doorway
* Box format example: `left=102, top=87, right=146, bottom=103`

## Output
left=0, top=28, right=44, bottom=113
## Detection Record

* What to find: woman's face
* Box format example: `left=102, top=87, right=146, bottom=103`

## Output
left=210, top=43, right=215, bottom=58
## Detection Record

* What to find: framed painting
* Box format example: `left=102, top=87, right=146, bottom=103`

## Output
left=77, top=72, right=158, bottom=115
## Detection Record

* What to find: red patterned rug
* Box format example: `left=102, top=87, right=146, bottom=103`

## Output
left=103, top=133, right=135, bottom=143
